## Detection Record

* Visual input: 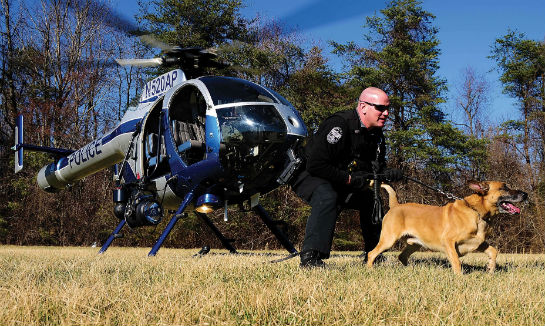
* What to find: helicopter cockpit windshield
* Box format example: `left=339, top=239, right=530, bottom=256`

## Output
left=200, top=76, right=278, bottom=105
left=199, top=76, right=299, bottom=196
left=200, top=76, right=287, bottom=146
left=216, top=104, right=286, bottom=145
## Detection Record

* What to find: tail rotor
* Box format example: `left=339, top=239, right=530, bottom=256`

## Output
left=14, top=115, right=23, bottom=173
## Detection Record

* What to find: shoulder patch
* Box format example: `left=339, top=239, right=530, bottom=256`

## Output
left=326, top=127, right=343, bottom=144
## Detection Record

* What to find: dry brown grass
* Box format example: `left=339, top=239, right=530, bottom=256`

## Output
left=0, top=246, right=544, bottom=325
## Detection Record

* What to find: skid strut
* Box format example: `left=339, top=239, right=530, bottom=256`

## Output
left=253, top=204, right=298, bottom=254
left=148, top=191, right=194, bottom=256
left=196, top=212, right=238, bottom=253
left=194, top=204, right=297, bottom=255
left=98, top=220, right=126, bottom=254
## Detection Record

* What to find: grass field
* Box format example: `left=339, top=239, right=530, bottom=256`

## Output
left=0, top=246, right=544, bottom=325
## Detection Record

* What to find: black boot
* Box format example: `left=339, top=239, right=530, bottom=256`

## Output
left=300, top=250, right=326, bottom=268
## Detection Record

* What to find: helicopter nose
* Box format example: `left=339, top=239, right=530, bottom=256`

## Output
left=276, top=106, right=307, bottom=137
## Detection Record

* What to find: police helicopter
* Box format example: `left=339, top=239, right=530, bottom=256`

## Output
left=13, top=43, right=308, bottom=257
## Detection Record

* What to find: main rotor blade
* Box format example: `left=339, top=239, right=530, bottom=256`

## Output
left=63, top=0, right=141, bottom=34
left=115, top=58, right=163, bottom=67
left=64, top=0, right=177, bottom=51
left=139, top=34, right=175, bottom=52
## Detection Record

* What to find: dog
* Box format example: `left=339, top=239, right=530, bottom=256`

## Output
left=366, top=181, right=528, bottom=274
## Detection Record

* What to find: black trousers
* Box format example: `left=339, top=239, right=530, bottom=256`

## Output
left=300, top=182, right=382, bottom=258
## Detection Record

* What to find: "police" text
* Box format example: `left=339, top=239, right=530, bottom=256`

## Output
left=68, top=139, right=102, bottom=168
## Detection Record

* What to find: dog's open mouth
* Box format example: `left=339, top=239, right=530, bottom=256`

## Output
left=499, top=201, right=521, bottom=214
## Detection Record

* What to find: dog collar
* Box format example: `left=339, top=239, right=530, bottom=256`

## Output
left=463, top=199, right=483, bottom=219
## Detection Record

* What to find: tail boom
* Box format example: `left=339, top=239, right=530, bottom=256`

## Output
left=14, top=114, right=139, bottom=192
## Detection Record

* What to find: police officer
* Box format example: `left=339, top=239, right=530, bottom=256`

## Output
left=292, top=87, right=403, bottom=268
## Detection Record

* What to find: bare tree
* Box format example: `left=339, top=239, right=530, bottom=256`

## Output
left=454, top=66, right=490, bottom=138
left=19, top=0, right=126, bottom=146
left=111, top=32, right=150, bottom=122
left=0, top=0, right=24, bottom=142
left=1, top=0, right=146, bottom=246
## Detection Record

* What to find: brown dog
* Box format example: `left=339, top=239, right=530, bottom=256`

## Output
left=366, top=181, right=528, bottom=274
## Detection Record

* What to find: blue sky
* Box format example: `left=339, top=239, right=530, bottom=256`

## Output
left=239, top=0, right=545, bottom=125
left=115, top=0, right=545, bottom=125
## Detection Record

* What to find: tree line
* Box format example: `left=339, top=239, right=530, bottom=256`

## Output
left=1, top=0, right=543, bottom=253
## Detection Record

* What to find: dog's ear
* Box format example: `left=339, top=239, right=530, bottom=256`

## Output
left=468, top=180, right=489, bottom=195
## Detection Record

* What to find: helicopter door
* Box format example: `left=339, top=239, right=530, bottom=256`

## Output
left=143, top=100, right=169, bottom=178
left=146, top=133, right=167, bottom=171
left=169, top=85, right=207, bottom=165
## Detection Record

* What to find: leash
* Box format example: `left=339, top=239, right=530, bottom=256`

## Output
left=192, top=246, right=300, bottom=263
left=372, top=166, right=384, bottom=225
left=371, top=141, right=384, bottom=224
left=404, top=176, right=463, bottom=201
left=269, top=252, right=300, bottom=263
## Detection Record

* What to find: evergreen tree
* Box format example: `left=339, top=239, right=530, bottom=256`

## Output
left=282, top=46, right=348, bottom=132
left=220, top=20, right=306, bottom=88
left=136, top=0, right=250, bottom=78
left=332, top=0, right=482, bottom=182
left=139, top=0, right=248, bottom=48
left=489, top=30, right=545, bottom=189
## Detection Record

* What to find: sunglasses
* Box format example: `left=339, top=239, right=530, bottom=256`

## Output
left=359, top=101, right=389, bottom=112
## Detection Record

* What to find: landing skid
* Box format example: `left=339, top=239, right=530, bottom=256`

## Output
left=193, top=204, right=298, bottom=256
left=253, top=204, right=297, bottom=254
left=148, top=191, right=194, bottom=256
left=98, top=197, right=298, bottom=257
left=195, top=212, right=237, bottom=253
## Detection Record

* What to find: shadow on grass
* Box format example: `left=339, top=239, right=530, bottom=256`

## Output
left=309, top=255, right=545, bottom=273
left=384, top=257, right=513, bottom=274
left=338, top=255, right=510, bottom=274
left=410, top=257, right=545, bottom=273
left=189, top=249, right=545, bottom=273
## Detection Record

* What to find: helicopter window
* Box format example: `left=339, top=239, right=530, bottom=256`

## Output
left=216, top=105, right=286, bottom=146
left=143, top=100, right=169, bottom=177
left=199, top=76, right=278, bottom=105
left=262, top=86, right=293, bottom=107
left=169, top=86, right=207, bottom=165
left=146, top=133, right=158, bottom=155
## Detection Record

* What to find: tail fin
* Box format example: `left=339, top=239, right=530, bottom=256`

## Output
left=380, top=183, right=399, bottom=208
left=14, top=115, right=23, bottom=173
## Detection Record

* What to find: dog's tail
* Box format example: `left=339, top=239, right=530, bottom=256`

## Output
left=380, top=183, right=399, bottom=208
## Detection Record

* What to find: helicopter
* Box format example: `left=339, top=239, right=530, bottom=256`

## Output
left=13, top=43, right=308, bottom=257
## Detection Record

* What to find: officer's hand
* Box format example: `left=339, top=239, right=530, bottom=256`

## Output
left=350, top=171, right=373, bottom=189
left=384, top=168, right=404, bottom=182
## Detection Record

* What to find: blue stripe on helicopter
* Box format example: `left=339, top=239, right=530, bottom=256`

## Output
left=139, top=95, right=159, bottom=104
left=101, top=118, right=140, bottom=145
left=55, top=118, right=140, bottom=170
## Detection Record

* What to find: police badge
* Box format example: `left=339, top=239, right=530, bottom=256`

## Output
left=327, top=127, right=342, bottom=144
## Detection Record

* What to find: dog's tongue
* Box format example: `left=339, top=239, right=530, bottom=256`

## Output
left=501, top=202, right=521, bottom=214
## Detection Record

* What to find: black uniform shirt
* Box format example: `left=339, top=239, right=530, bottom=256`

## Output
left=305, top=109, right=386, bottom=186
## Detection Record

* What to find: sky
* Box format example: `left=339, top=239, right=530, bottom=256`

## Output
left=115, top=0, right=545, bottom=125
